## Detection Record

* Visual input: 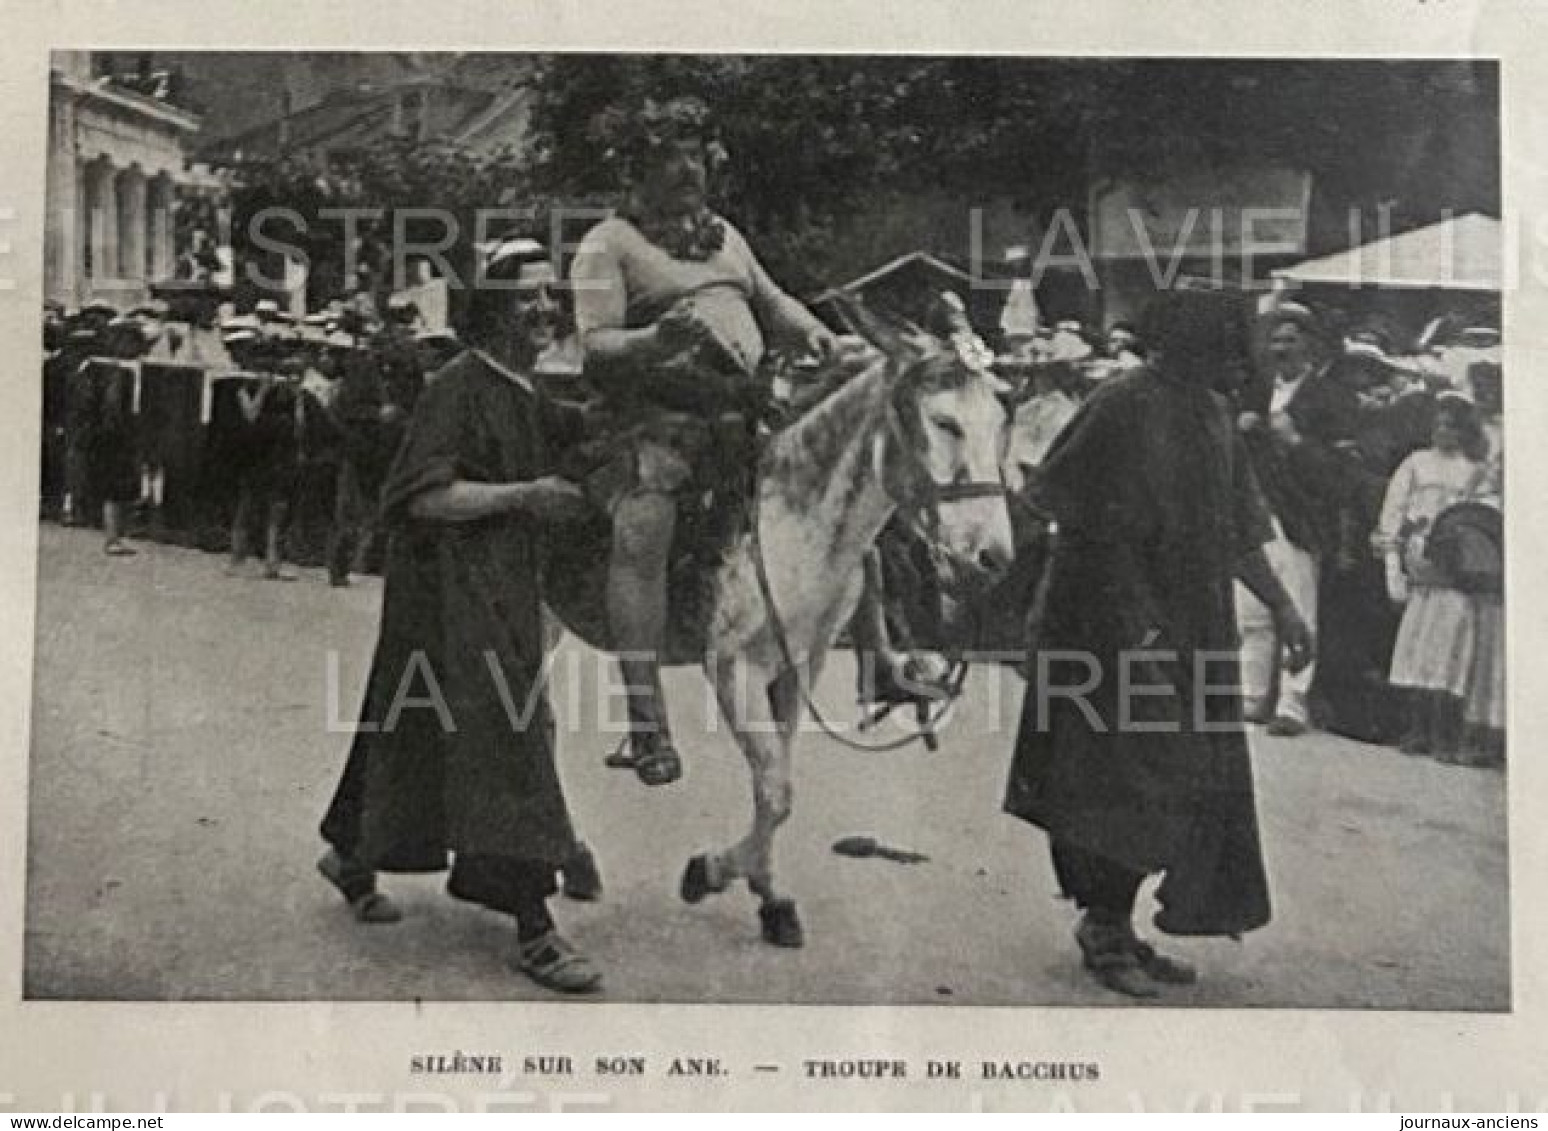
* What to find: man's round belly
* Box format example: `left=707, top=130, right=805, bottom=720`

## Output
left=677, top=286, right=765, bottom=373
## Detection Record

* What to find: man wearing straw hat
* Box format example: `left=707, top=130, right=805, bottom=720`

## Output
left=1236, top=302, right=1358, bottom=736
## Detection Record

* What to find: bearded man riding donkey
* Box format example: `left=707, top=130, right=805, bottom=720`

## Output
left=542, top=96, right=1015, bottom=947
left=317, top=95, right=1014, bottom=983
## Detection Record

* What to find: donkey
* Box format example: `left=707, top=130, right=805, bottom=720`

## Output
left=542, top=315, right=1014, bottom=948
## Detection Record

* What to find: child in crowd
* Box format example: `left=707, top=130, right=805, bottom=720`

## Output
left=1375, top=392, right=1503, bottom=765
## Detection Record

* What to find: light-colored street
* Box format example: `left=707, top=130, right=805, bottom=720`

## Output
left=24, top=525, right=1509, bottom=1008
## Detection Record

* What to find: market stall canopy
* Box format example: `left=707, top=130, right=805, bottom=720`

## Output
left=812, top=250, right=977, bottom=299
left=809, top=251, right=991, bottom=332
left=1273, top=212, right=1501, bottom=292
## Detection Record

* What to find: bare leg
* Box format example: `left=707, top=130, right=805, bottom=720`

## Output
left=103, top=501, right=134, bottom=555
left=850, top=549, right=907, bottom=698
left=228, top=484, right=252, bottom=572
left=264, top=500, right=294, bottom=580
left=608, top=489, right=680, bottom=784
left=63, top=445, right=88, bottom=526
left=852, top=549, right=953, bottom=707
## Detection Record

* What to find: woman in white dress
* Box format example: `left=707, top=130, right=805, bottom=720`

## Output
left=1374, top=393, right=1495, bottom=763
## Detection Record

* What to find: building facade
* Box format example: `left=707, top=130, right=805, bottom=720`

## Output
left=44, top=52, right=204, bottom=310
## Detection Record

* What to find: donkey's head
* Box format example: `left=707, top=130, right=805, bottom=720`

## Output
left=891, top=346, right=1016, bottom=590
left=836, top=296, right=1015, bottom=590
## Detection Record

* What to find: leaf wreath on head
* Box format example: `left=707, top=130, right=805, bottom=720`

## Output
left=591, top=95, right=731, bottom=262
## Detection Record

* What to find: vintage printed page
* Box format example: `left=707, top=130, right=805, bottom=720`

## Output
left=0, top=0, right=1543, bottom=1113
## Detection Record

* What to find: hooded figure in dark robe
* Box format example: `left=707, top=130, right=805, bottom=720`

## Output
left=317, top=238, right=604, bottom=994
left=1004, top=288, right=1313, bottom=998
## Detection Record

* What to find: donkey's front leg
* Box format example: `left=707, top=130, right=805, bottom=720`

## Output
left=679, top=656, right=802, bottom=947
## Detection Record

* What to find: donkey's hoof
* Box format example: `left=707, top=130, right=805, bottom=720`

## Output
left=680, top=854, right=715, bottom=904
left=758, top=898, right=805, bottom=948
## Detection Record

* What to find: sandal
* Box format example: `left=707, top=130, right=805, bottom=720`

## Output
left=1265, top=715, right=1308, bottom=738
left=1130, top=939, right=1197, bottom=985
left=514, top=931, right=602, bottom=994
left=1081, top=947, right=1159, bottom=998
left=863, top=651, right=954, bottom=707
left=317, top=849, right=402, bottom=924
left=632, top=738, right=682, bottom=787
left=604, top=735, right=684, bottom=785
left=1076, top=916, right=1159, bottom=999
left=348, top=891, right=402, bottom=924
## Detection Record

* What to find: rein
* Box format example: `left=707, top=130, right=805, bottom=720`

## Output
left=933, top=482, right=1009, bottom=502
left=748, top=480, right=962, bottom=753
left=747, top=389, right=999, bottom=754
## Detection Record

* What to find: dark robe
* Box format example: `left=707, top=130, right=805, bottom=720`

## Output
left=1004, top=367, right=1275, bottom=937
left=320, top=350, right=579, bottom=871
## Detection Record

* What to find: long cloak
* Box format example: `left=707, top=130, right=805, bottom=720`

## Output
left=321, top=351, right=579, bottom=870
left=1004, top=367, right=1275, bottom=937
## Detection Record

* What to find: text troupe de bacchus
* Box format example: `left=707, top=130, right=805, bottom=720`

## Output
left=408, top=1051, right=1100, bottom=1083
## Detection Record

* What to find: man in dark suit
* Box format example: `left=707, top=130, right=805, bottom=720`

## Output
left=1235, top=304, right=1359, bottom=736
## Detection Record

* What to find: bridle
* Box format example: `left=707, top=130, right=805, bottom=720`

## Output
left=748, top=365, right=1006, bottom=753
left=879, top=377, right=1009, bottom=561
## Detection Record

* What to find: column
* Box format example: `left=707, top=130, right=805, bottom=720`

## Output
left=44, top=92, right=78, bottom=307
left=146, top=174, right=175, bottom=282
left=85, top=157, right=119, bottom=301
left=117, top=165, right=147, bottom=299
left=74, top=159, right=88, bottom=307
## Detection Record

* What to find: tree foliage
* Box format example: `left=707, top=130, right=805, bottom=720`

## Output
left=230, top=135, right=529, bottom=304
left=523, top=55, right=1110, bottom=288
left=227, top=57, right=1498, bottom=301
left=524, top=56, right=1496, bottom=290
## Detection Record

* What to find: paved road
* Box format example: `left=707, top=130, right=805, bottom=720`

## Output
left=23, top=525, right=1509, bottom=1007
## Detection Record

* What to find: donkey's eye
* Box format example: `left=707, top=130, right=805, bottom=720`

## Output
left=930, top=416, right=964, bottom=440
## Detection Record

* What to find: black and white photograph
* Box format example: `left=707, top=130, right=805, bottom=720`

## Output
left=22, top=49, right=1508, bottom=1013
